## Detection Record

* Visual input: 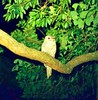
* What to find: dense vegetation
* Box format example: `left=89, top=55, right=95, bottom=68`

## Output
left=0, top=0, right=98, bottom=99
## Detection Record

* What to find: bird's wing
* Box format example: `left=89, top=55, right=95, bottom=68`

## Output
left=41, top=41, right=56, bottom=57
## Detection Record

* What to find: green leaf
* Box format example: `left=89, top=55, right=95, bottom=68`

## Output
left=7, top=14, right=11, bottom=21
left=62, top=14, right=66, bottom=20
left=92, top=0, right=95, bottom=4
left=47, top=18, right=51, bottom=25
left=21, top=7, right=26, bottom=14
left=8, top=0, right=11, bottom=3
left=73, top=19, right=79, bottom=25
left=71, top=11, right=78, bottom=20
left=20, top=12, right=23, bottom=19
left=30, top=11, right=37, bottom=16
left=49, top=6, right=55, bottom=14
left=24, top=3, right=30, bottom=10
left=16, top=14, right=19, bottom=19
left=12, top=65, right=19, bottom=71
left=14, top=59, right=23, bottom=66
left=2, top=0, right=6, bottom=5
left=0, top=47, right=4, bottom=53
left=80, top=11, right=88, bottom=19
left=68, top=0, right=71, bottom=4
left=83, top=0, right=90, bottom=4
left=31, top=75, right=35, bottom=81
left=72, top=3, right=79, bottom=10
left=93, top=12, right=98, bottom=25
left=60, top=35, right=68, bottom=49
left=64, top=23, right=69, bottom=29
left=60, top=0, right=69, bottom=8
left=36, top=0, right=39, bottom=5
left=4, top=4, right=11, bottom=9
left=79, top=2, right=87, bottom=10
left=74, top=18, right=84, bottom=29
left=85, top=16, right=94, bottom=26
left=32, top=21, right=35, bottom=27
left=14, top=59, right=19, bottom=64
left=49, top=0, right=54, bottom=3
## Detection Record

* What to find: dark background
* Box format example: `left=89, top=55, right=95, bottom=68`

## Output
left=0, top=0, right=97, bottom=100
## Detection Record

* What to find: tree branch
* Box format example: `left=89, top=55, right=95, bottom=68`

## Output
left=0, top=29, right=98, bottom=74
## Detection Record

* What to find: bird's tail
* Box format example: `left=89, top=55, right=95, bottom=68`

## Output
left=45, top=65, right=52, bottom=79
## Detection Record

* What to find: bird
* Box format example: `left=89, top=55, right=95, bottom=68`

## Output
left=41, top=36, right=56, bottom=79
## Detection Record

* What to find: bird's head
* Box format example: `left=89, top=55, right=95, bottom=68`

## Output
left=45, top=36, right=55, bottom=41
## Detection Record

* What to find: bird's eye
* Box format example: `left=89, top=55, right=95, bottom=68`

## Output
left=48, top=37, right=50, bottom=39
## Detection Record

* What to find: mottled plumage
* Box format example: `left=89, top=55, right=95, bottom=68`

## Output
left=41, top=36, right=56, bottom=78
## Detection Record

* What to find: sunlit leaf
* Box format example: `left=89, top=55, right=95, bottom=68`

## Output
left=71, top=11, right=78, bottom=20
left=93, top=12, right=98, bottom=25
left=85, top=16, right=94, bottom=26
left=72, top=3, right=79, bottom=10
left=80, top=11, right=88, bottom=19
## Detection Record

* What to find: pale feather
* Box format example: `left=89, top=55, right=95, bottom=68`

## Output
left=41, top=36, right=56, bottom=78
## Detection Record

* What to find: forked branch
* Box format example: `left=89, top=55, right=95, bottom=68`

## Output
left=0, top=29, right=98, bottom=74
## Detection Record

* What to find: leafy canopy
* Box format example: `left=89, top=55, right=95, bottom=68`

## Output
left=1, top=0, right=98, bottom=99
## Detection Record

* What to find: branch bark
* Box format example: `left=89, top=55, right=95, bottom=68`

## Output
left=0, top=29, right=98, bottom=74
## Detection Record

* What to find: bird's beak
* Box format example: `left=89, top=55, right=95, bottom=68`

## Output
left=52, top=36, right=55, bottom=39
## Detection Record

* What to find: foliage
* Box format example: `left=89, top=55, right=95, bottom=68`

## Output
left=12, top=59, right=97, bottom=99
left=0, top=47, right=4, bottom=53
left=2, top=0, right=98, bottom=99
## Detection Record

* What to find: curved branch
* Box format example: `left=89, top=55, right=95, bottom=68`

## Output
left=0, top=29, right=98, bottom=74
